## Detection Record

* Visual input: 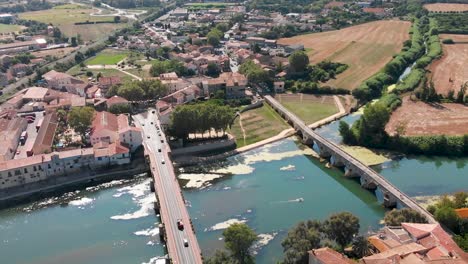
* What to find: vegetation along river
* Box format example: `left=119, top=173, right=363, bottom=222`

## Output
left=0, top=112, right=466, bottom=264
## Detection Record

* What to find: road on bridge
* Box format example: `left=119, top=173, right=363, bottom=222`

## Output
left=134, top=111, right=202, bottom=264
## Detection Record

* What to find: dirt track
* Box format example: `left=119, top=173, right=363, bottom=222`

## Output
left=278, top=20, right=411, bottom=90
left=385, top=97, right=468, bottom=136
left=428, top=34, right=468, bottom=96
left=424, top=3, right=468, bottom=12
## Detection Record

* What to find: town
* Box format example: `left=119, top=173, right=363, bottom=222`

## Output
left=0, top=0, right=467, bottom=263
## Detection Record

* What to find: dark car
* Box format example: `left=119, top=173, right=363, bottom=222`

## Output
left=177, top=219, right=184, bottom=230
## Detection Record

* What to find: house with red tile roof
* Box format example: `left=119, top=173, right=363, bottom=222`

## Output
left=91, top=111, right=142, bottom=152
left=106, top=95, right=129, bottom=109
left=43, top=70, right=87, bottom=96
left=32, top=111, right=58, bottom=155
left=202, top=72, right=247, bottom=99
left=308, top=247, right=355, bottom=264
left=98, top=76, right=122, bottom=92
left=363, top=223, right=468, bottom=264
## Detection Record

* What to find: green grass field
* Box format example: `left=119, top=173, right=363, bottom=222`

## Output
left=67, top=66, right=135, bottom=82
left=19, top=6, right=125, bottom=41
left=229, top=104, right=289, bottom=148
left=0, top=23, right=23, bottom=33
left=86, top=50, right=128, bottom=65
left=276, top=94, right=338, bottom=125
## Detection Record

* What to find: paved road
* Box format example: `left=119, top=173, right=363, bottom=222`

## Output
left=265, top=95, right=437, bottom=224
left=134, top=111, right=202, bottom=264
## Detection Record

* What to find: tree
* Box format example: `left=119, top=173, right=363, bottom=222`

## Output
left=207, top=28, right=223, bottom=47
left=114, top=16, right=121, bottom=23
left=454, top=192, right=468, bottom=209
left=338, top=121, right=355, bottom=145
left=435, top=206, right=460, bottom=232
left=117, top=81, right=145, bottom=101
left=204, top=250, right=233, bottom=264
left=282, top=220, right=322, bottom=264
left=383, top=208, right=428, bottom=226
left=289, top=51, right=309, bottom=73
left=70, top=36, right=77, bottom=47
left=68, top=106, right=95, bottom=141
left=351, top=236, right=371, bottom=258
left=323, top=212, right=359, bottom=250
left=206, top=62, right=220, bottom=77
left=223, top=223, right=257, bottom=264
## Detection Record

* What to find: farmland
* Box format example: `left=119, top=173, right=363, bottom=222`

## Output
left=424, top=3, right=468, bottom=12
left=427, top=34, right=468, bottom=96
left=229, top=104, right=289, bottom=148
left=278, top=20, right=411, bottom=90
left=0, top=23, right=23, bottom=33
left=18, top=4, right=126, bottom=41
left=275, top=93, right=338, bottom=125
left=385, top=97, right=468, bottom=136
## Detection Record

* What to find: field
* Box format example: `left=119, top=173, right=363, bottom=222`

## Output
left=275, top=94, right=338, bottom=125
left=31, top=47, right=78, bottom=58
left=18, top=5, right=126, bottom=41
left=229, top=104, right=289, bottom=148
left=86, top=49, right=128, bottom=65
left=424, top=3, right=468, bottom=12
left=0, top=23, right=23, bottom=33
left=427, top=34, right=468, bottom=96
left=67, top=66, right=135, bottom=82
left=385, top=97, right=468, bottom=136
left=278, top=20, right=411, bottom=90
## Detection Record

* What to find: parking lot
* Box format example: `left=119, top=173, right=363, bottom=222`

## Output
left=14, top=111, right=44, bottom=159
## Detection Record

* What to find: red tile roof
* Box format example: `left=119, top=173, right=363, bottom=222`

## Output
left=455, top=208, right=468, bottom=219
left=308, top=247, right=354, bottom=264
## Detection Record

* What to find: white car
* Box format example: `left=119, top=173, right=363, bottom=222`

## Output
left=183, top=238, right=189, bottom=247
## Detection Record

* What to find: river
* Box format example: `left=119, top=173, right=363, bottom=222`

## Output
left=0, top=113, right=466, bottom=264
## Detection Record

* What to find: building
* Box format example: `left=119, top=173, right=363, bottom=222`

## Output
left=0, top=115, right=27, bottom=162
left=91, top=111, right=142, bottom=152
left=0, top=143, right=132, bottom=190
left=0, top=38, right=46, bottom=55
left=43, top=70, right=86, bottom=95
left=308, top=247, right=354, bottom=264
left=160, top=85, right=201, bottom=105
left=364, top=223, right=468, bottom=264
left=274, top=81, right=285, bottom=93
left=0, top=94, right=23, bottom=111
left=98, top=76, right=122, bottom=92
left=202, top=72, right=247, bottom=99
left=23, top=87, right=49, bottom=102
left=106, top=95, right=129, bottom=109
left=31, top=112, right=58, bottom=155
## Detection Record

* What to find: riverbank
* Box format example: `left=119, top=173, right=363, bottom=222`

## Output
left=0, top=157, right=149, bottom=209
left=174, top=95, right=347, bottom=167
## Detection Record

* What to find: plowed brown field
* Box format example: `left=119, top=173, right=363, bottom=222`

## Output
left=385, top=97, right=468, bottom=136
left=278, top=20, right=411, bottom=90
left=424, top=3, right=468, bottom=12
left=428, top=34, right=468, bottom=96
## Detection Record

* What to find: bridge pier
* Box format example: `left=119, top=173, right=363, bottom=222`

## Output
left=344, top=165, right=359, bottom=178
left=153, top=201, right=160, bottom=214
left=159, top=223, right=166, bottom=243
left=150, top=180, right=155, bottom=192
left=360, top=175, right=377, bottom=190
left=382, top=191, right=398, bottom=208
left=316, top=143, right=331, bottom=158
left=330, top=155, right=345, bottom=167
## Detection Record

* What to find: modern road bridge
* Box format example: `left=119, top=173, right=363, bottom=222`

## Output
left=134, top=111, right=203, bottom=264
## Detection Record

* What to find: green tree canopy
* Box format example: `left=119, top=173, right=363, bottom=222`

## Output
left=223, top=223, right=257, bottom=264
left=289, top=51, right=309, bottom=73
left=383, top=208, right=428, bottom=226
left=323, top=212, right=359, bottom=250
left=207, top=28, right=223, bottom=47
left=68, top=106, right=95, bottom=140
left=150, top=59, right=192, bottom=77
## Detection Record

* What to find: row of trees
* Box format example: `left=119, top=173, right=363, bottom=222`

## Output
left=167, top=103, right=235, bottom=142
left=107, top=79, right=168, bottom=101
left=353, top=17, right=427, bottom=101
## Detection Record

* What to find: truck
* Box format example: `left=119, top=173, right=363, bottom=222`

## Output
left=19, top=131, right=28, bottom=145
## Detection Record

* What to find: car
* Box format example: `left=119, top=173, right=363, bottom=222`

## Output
left=160, top=139, right=164, bottom=143
left=183, top=238, right=189, bottom=247
left=150, top=122, right=154, bottom=125
left=152, top=110, right=156, bottom=114
left=16, top=150, right=20, bottom=155
left=161, top=159, right=165, bottom=164
left=158, top=148, right=161, bottom=152
left=177, top=219, right=184, bottom=230
left=142, top=123, right=145, bottom=126
left=147, top=136, right=150, bottom=139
